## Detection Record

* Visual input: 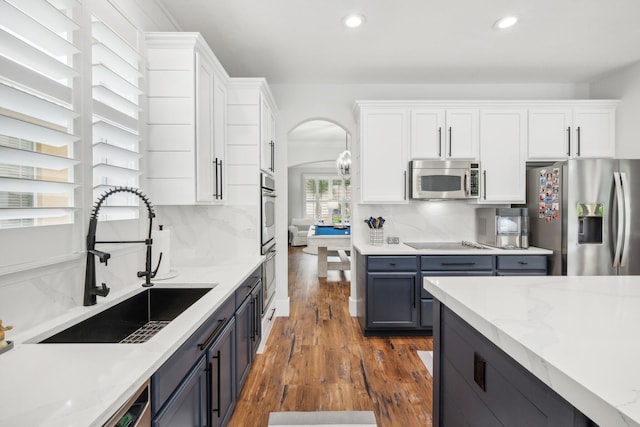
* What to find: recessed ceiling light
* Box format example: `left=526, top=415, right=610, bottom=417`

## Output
left=343, top=14, right=365, bottom=29
left=494, top=15, right=518, bottom=30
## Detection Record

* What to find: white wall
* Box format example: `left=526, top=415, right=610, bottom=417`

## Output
left=590, top=60, right=640, bottom=159
left=271, top=82, right=590, bottom=316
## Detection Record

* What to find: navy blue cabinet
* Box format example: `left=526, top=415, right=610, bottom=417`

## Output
left=209, top=318, right=236, bottom=427
left=356, top=250, right=548, bottom=336
left=234, top=270, right=262, bottom=398
left=151, top=266, right=263, bottom=427
left=434, top=301, right=593, bottom=426
left=152, top=358, right=207, bottom=427
left=367, top=271, right=419, bottom=329
left=235, top=292, right=252, bottom=393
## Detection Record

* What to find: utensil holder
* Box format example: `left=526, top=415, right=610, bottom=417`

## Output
left=370, top=229, right=384, bottom=245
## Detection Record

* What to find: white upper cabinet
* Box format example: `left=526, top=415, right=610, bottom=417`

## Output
left=480, top=109, right=527, bottom=203
left=260, top=95, right=275, bottom=174
left=528, top=103, right=616, bottom=160
left=146, top=33, right=228, bottom=205
left=572, top=107, right=615, bottom=158
left=410, top=109, right=445, bottom=159
left=410, top=108, right=479, bottom=160
left=444, top=109, right=479, bottom=160
left=359, top=107, right=409, bottom=203
left=528, top=108, right=573, bottom=160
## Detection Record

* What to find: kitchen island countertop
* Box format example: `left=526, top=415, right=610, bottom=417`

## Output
left=0, top=256, right=264, bottom=427
left=424, top=274, right=640, bottom=427
left=355, top=242, right=552, bottom=255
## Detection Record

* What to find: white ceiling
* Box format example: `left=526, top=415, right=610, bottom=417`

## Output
left=157, top=0, right=640, bottom=85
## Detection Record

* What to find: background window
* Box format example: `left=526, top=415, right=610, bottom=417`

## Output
left=303, top=175, right=350, bottom=224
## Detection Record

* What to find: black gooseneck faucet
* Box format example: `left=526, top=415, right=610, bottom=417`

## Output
left=83, top=187, right=162, bottom=306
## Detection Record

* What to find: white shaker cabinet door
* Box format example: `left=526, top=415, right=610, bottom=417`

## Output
left=572, top=108, right=615, bottom=158
left=445, top=109, right=479, bottom=160
left=527, top=108, right=572, bottom=160
left=480, top=109, right=527, bottom=204
left=360, top=108, right=409, bottom=203
left=410, top=109, right=445, bottom=159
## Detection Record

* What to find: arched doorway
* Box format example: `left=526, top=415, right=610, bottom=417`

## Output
left=286, top=119, right=351, bottom=280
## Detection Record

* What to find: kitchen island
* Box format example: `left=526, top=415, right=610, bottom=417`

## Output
left=425, top=275, right=640, bottom=427
left=0, top=257, right=264, bottom=427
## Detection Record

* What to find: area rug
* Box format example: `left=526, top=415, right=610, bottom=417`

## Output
left=302, top=246, right=318, bottom=255
left=417, top=350, right=434, bottom=377
left=268, top=410, right=377, bottom=426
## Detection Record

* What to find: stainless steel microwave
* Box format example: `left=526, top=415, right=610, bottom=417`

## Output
left=410, top=160, right=480, bottom=200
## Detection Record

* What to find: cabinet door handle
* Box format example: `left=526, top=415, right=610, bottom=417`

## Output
left=566, top=127, right=571, bottom=156
left=448, top=126, right=452, bottom=157
left=483, top=170, right=487, bottom=200
left=199, top=318, right=226, bottom=350
left=404, top=170, right=407, bottom=200
left=211, top=349, right=221, bottom=417
left=576, top=126, right=581, bottom=156
left=213, top=158, right=219, bottom=198
left=473, top=352, right=486, bottom=391
left=250, top=298, right=256, bottom=342
left=438, top=127, right=442, bottom=157
left=270, top=141, right=275, bottom=172
left=268, top=308, right=276, bottom=321
left=219, top=159, right=223, bottom=200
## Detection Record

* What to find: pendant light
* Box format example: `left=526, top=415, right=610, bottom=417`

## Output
left=336, top=132, right=351, bottom=179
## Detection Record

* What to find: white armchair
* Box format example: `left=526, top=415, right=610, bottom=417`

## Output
left=288, top=218, right=314, bottom=246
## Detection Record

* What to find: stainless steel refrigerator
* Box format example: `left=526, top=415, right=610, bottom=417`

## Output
left=527, top=159, right=640, bottom=276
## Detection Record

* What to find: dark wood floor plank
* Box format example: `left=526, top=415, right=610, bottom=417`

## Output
left=228, top=246, right=433, bottom=427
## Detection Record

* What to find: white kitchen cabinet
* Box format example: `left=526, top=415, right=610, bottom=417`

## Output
left=359, top=107, right=409, bottom=203
left=410, top=108, right=478, bottom=160
left=479, top=109, right=527, bottom=203
left=410, top=109, right=445, bottom=159
left=260, top=95, right=275, bottom=174
left=572, top=107, right=615, bottom=158
left=444, top=109, right=479, bottom=160
left=146, top=33, right=227, bottom=205
left=528, top=105, right=616, bottom=160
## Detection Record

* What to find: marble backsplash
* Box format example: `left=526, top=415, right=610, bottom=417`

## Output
left=356, top=201, right=508, bottom=245
left=155, top=205, right=260, bottom=268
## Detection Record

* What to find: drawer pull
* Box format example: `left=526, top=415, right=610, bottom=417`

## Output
left=441, top=262, right=476, bottom=266
left=389, top=262, right=396, bottom=266
left=199, top=318, right=227, bottom=350
left=518, top=261, right=528, bottom=265
left=474, top=352, right=486, bottom=391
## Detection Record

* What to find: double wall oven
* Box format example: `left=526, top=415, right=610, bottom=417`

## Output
left=260, top=172, right=276, bottom=313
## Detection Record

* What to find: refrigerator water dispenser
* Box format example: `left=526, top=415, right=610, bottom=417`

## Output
left=577, top=203, right=604, bottom=244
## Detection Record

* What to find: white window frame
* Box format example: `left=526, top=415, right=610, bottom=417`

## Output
left=302, top=174, right=351, bottom=225
left=0, top=0, right=148, bottom=275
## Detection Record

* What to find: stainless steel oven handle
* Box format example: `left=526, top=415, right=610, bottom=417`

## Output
left=612, top=172, right=624, bottom=267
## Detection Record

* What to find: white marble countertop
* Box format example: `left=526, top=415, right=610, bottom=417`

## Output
left=354, top=242, right=552, bottom=255
left=0, top=256, right=264, bottom=427
left=424, top=275, right=640, bottom=427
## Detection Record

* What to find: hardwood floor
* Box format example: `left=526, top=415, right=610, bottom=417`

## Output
left=227, top=246, right=433, bottom=427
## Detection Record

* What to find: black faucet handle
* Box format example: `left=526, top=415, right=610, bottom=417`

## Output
left=92, top=283, right=110, bottom=297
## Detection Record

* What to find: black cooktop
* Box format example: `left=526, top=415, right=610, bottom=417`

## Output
left=403, top=241, right=487, bottom=250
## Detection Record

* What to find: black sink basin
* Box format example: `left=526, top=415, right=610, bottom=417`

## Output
left=40, top=287, right=212, bottom=344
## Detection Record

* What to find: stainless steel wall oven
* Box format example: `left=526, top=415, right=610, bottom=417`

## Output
left=260, top=172, right=276, bottom=314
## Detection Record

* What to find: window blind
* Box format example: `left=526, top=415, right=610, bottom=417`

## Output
left=0, top=0, right=80, bottom=229
left=91, top=1, right=142, bottom=221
